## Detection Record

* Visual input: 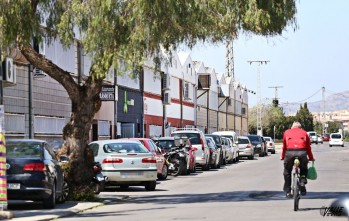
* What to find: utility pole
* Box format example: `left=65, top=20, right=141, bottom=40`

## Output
left=268, top=86, right=283, bottom=107
left=248, top=60, right=270, bottom=136
left=322, top=86, right=326, bottom=133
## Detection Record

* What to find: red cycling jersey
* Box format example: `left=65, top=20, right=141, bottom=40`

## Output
left=281, top=127, right=314, bottom=161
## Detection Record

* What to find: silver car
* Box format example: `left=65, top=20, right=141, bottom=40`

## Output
left=237, top=136, right=255, bottom=160
left=88, top=139, right=158, bottom=191
left=221, top=136, right=234, bottom=163
left=263, top=136, right=276, bottom=154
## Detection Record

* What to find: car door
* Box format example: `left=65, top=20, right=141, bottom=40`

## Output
left=148, top=140, right=165, bottom=173
left=44, top=143, right=64, bottom=192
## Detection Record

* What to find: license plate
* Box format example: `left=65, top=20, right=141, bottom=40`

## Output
left=7, top=183, right=20, bottom=190
left=121, top=171, right=144, bottom=178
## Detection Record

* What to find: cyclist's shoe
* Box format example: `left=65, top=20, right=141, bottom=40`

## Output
left=300, top=176, right=307, bottom=185
left=286, top=191, right=293, bottom=198
left=300, top=186, right=307, bottom=196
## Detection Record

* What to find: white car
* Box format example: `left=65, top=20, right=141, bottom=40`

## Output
left=237, top=136, right=255, bottom=160
left=88, top=139, right=158, bottom=191
left=263, top=136, right=276, bottom=154
left=307, top=131, right=318, bottom=144
left=171, top=128, right=210, bottom=171
left=212, top=131, right=239, bottom=162
left=221, top=136, right=238, bottom=163
left=317, top=135, right=323, bottom=144
left=329, top=133, right=344, bottom=147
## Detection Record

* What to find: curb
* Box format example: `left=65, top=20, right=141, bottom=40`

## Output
left=0, top=211, right=14, bottom=220
left=5, top=195, right=129, bottom=221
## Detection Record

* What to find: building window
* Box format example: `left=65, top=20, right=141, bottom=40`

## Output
left=184, top=83, right=189, bottom=99
left=228, top=98, right=233, bottom=106
left=98, top=120, right=110, bottom=136
left=34, top=116, right=66, bottom=134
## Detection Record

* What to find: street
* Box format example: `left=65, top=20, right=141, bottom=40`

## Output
left=40, top=143, right=348, bottom=221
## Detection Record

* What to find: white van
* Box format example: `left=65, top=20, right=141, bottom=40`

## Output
left=329, top=133, right=344, bottom=147
left=212, top=131, right=238, bottom=162
left=307, top=131, right=318, bottom=144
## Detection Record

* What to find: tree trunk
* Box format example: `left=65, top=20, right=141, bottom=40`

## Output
left=60, top=83, right=102, bottom=198
left=18, top=44, right=104, bottom=199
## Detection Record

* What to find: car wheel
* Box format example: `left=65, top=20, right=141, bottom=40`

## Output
left=329, top=145, right=332, bottom=147
left=248, top=154, right=254, bottom=160
left=145, top=181, right=156, bottom=191
left=157, top=164, right=168, bottom=180
left=342, top=144, right=344, bottom=147
left=56, top=179, right=69, bottom=204
left=43, top=183, right=56, bottom=209
left=259, top=152, right=264, bottom=157
left=272, top=150, right=276, bottom=154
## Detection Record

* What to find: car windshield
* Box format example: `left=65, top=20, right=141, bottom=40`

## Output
left=157, top=140, right=175, bottom=151
left=7, top=142, right=42, bottom=158
left=331, top=134, right=342, bottom=139
left=264, top=137, right=271, bottom=141
left=238, top=138, right=250, bottom=144
left=206, top=139, right=215, bottom=149
left=309, top=132, right=316, bottom=136
left=173, top=133, right=201, bottom=145
left=247, top=136, right=259, bottom=142
left=206, top=135, right=220, bottom=144
left=103, top=143, right=149, bottom=153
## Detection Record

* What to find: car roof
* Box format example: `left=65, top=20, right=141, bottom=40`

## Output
left=7, top=139, right=46, bottom=143
left=157, top=137, right=175, bottom=141
left=89, top=139, right=141, bottom=145
left=238, top=136, right=250, bottom=139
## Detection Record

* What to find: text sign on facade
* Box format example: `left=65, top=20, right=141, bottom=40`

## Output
left=99, top=85, right=115, bottom=101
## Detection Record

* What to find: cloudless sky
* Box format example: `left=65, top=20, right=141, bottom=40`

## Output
left=184, top=0, right=349, bottom=107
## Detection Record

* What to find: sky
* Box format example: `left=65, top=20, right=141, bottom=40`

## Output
left=183, top=0, right=349, bottom=107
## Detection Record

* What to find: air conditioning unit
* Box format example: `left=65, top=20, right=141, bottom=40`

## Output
left=162, top=73, right=170, bottom=90
left=163, top=92, right=171, bottom=105
left=3, top=57, right=16, bottom=85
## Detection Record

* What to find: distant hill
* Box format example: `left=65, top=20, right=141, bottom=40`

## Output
left=280, top=91, right=349, bottom=115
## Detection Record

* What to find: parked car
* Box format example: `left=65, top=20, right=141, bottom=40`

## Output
left=329, top=133, right=344, bottom=147
left=155, top=136, right=197, bottom=174
left=221, top=136, right=235, bottom=163
left=126, top=138, right=168, bottom=180
left=322, top=133, right=330, bottom=142
left=171, top=128, right=210, bottom=171
left=206, top=137, right=221, bottom=169
left=237, top=136, right=255, bottom=160
left=307, top=131, right=318, bottom=144
left=212, top=131, right=239, bottom=162
left=6, top=139, right=67, bottom=209
left=263, top=136, right=276, bottom=154
left=317, top=135, right=323, bottom=144
left=205, top=134, right=226, bottom=165
left=88, top=139, right=158, bottom=191
left=246, top=135, right=267, bottom=157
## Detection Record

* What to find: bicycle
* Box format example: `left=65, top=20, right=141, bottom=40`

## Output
left=292, top=157, right=301, bottom=211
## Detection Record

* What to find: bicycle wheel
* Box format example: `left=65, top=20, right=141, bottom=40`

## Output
left=293, top=174, right=300, bottom=211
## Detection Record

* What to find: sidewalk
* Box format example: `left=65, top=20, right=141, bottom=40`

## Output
left=1, top=195, right=128, bottom=221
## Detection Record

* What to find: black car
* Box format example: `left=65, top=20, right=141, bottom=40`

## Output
left=6, top=139, right=67, bottom=208
left=246, top=135, right=267, bottom=157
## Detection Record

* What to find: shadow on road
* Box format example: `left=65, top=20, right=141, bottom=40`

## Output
left=103, top=190, right=347, bottom=205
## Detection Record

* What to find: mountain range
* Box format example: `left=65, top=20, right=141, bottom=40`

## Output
left=280, top=90, right=349, bottom=115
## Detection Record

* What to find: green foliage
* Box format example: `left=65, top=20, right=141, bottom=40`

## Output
left=295, top=102, right=314, bottom=131
left=1, top=0, right=298, bottom=77
left=326, top=121, right=342, bottom=134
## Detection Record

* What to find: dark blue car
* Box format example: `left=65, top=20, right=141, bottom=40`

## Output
left=246, top=135, right=267, bottom=157
left=6, top=139, right=67, bottom=208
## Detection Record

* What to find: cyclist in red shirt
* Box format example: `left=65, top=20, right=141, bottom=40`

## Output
left=281, top=121, right=315, bottom=198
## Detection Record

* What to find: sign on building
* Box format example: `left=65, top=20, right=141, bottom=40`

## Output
left=99, top=85, right=115, bottom=101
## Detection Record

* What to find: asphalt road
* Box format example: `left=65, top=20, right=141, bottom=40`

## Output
left=49, top=143, right=349, bottom=221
